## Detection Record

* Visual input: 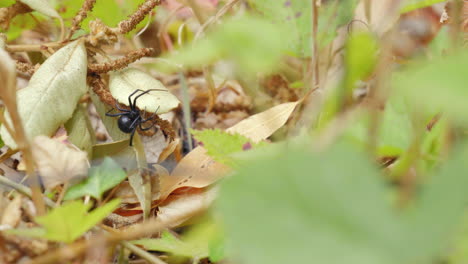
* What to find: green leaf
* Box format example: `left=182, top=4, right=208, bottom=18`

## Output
left=9, top=199, right=120, bottom=243
left=400, top=0, right=447, bottom=14
left=392, top=51, right=468, bottom=124
left=132, top=220, right=222, bottom=260
left=317, top=0, right=359, bottom=48
left=191, top=128, right=264, bottom=165
left=0, top=40, right=88, bottom=149
left=64, top=157, right=127, bottom=200
left=218, top=141, right=408, bottom=264
left=404, top=143, right=468, bottom=262
left=345, top=100, right=413, bottom=157
left=345, top=32, right=378, bottom=93
left=248, top=0, right=311, bottom=56
left=165, top=15, right=287, bottom=75
left=19, top=0, right=60, bottom=18
left=64, top=104, right=95, bottom=158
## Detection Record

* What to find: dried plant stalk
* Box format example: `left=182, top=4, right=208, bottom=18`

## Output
left=118, top=0, right=160, bottom=34
left=0, top=48, right=45, bottom=215
left=68, top=0, right=97, bottom=39
left=0, top=2, right=31, bottom=30
left=16, top=61, right=36, bottom=75
left=88, top=48, right=153, bottom=74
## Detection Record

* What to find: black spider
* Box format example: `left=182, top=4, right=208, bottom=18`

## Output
left=106, top=89, right=163, bottom=146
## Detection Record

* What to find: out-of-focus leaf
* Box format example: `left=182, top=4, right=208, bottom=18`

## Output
left=32, top=135, right=88, bottom=190
left=404, top=143, right=468, bottom=262
left=248, top=0, right=311, bottom=56
left=317, top=0, right=359, bottom=47
left=218, top=141, right=410, bottom=264
left=8, top=199, right=120, bottom=243
left=0, top=40, right=88, bottom=149
left=345, top=101, right=413, bottom=157
left=127, top=168, right=152, bottom=219
left=400, top=0, right=447, bottom=14
left=165, top=15, right=287, bottom=75
left=65, top=104, right=95, bottom=157
left=132, top=215, right=222, bottom=260
left=345, top=32, right=378, bottom=93
left=392, top=51, right=468, bottom=124
left=191, top=129, right=265, bottom=165
left=448, top=212, right=468, bottom=264
left=109, top=68, right=180, bottom=114
left=64, top=157, right=126, bottom=200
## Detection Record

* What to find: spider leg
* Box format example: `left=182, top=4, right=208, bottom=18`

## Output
left=139, top=122, right=155, bottom=131
left=127, top=89, right=146, bottom=109
left=105, top=112, right=128, bottom=117
left=115, top=102, right=130, bottom=112
left=128, top=116, right=142, bottom=146
left=132, top=89, right=167, bottom=109
left=129, top=127, right=137, bottom=146
left=141, top=106, right=160, bottom=123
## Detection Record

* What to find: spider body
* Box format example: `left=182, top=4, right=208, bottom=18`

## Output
left=106, top=89, right=163, bottom=146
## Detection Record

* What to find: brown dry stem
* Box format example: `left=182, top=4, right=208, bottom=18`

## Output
left=67, top=0, right=97, bottom=39
left=0, top=2, right=32, bottom=30
left=88, top=48, right=153, bottom=74
left=15, top=61, right=36, bottom=75
left=118, top=0, right=161, bottom=34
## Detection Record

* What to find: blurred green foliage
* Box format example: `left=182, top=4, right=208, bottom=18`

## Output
left=218, top=140, right=468, bottom=264
left=8, top=199, right=120, bottom=243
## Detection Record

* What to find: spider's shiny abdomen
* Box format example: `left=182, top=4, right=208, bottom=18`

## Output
left=118, top=115, right=137, bottom=133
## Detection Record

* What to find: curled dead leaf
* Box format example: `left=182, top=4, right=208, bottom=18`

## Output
left=1, top=195, right=22, bottom=228
left=32, top=136, right=89, bottom=189
left=160, top=101, right=299, bottom=200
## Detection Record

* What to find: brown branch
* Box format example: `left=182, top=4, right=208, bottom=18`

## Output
left=118, top=0, right=160, bottom=34
left=88, top=48, right=153, bottom=74
left=67, top=0, right=97, bottom=39
left=0, top=2, right=31, bottom=30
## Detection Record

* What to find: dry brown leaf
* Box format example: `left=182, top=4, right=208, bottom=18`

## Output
left=158, top=138, right=180, bottom=162
left=354, top=0, right=404, bottom=35
left=32, top=135, right=89, bottom=189
left=1, top=195, right=22, bottom=228
left=159, top=101, right=299, bottom=200
left=154, top=187, right=218, bottom=228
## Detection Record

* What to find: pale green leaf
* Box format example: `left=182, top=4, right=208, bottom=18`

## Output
left=191, top=128, right=264, bottom=165
left=165, top=15, right=287, bottom=75
left=392, top=51, right=468, bottom=124
left=127, top=169, right=152, bottom=219
left=19, top=0, right=60, bottom=18
left=109, top=68, right=180, bottom=114
left=64, top=104, right=95, bottom=157
left=248, top=0, right=311, bottom=56
left=11, top=199, right=120, bottom=243
left=132, top=221, right=221, bottom=260
left=404, top=143, right=468, bottom=262
left=0, top=40, right=88, bottom=149
left=345, top=32, right=378, bottom=92
left=218, top=142, right=410, bottom=264
left=64, top=157, right=126, bottom=200
left=90, top=90, right=129, bottom=141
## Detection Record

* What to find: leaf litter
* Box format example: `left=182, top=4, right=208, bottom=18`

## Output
left=0, top=0, right=466, bottom=264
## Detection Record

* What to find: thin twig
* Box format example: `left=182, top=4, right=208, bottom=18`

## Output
left=67, top=0, right=97, bottom=39
left=118, top=0, right=161, bottom=34
left=0, top=175, right=55, bottom=208
left=179, top=72, right=193, bottom=152
left=88, top=48, right=153, bottom=74
left=121, top=241, right=168, bottom=264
